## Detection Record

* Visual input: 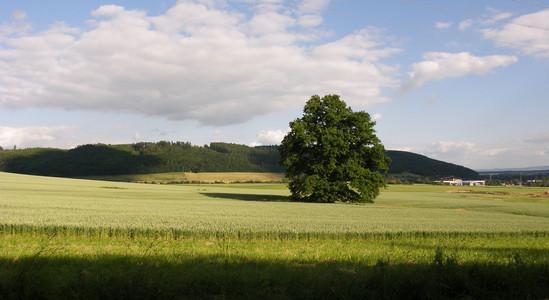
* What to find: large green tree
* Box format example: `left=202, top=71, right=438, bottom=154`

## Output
left=279, top=94, right=390, bottom=203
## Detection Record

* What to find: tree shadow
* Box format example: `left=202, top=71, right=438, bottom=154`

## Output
left=1, top=253, right=548, bottom=299
left=201, top=192, right=290, bottom=202
left=393, top=238, right=549, bottom=258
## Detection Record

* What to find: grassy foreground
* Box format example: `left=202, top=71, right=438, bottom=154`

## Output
left=1, top=172, right=549, bottom=299
left=2, top=233, right=548, bottom=299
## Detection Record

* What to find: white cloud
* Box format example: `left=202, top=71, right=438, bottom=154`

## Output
left=407, top=140, right=548, bottom=169
left=1, top=10, right=32, bottom=38
left=396, top=52, right=517, bottom=96
left=427, top=141, right=507, bottom=158
left=300, top=0, right=330, bottom=8
left=492, top=12, right=513, bottom=22
left=458, top=7, right=512, bottom=32
left=435, top=22, right=452, bottom=30
left=251, top=129, right=288, bottom=146
left=428, top=141, right=475, bottom=155
left=457, top=8, right=549, bottom=59
left=0, top=2, right=401, bottom=126
left=371, top=113, right=383, bottom=121
left=297, top=14, right=323, bottom=28
left=484, top=7, right=513, bottom=24
left=459, top=19, right=474, bottom=31
left=482, top=9, right=549, bottom=59
left=10, top=11, right=27, bottom=21
left=296, top=0, right=329, bottom=29
left=405, top=141, right=507, bottom=169
left=0, top=126, right=79, bottom=149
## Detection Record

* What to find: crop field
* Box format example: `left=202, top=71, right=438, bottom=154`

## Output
left=1, top=171, right=548, bottom=299
left=81, top=171, right=285, bottom=184
left=2, top=172, right=548, bottom=237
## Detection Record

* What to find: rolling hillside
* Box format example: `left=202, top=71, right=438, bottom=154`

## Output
left=386, top=150, right=479, bottom=179
left=0, top=142, right=478, bottom=179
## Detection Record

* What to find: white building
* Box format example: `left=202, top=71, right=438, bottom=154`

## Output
left=462, top=180, right=486, bottom=186
left=440, top=179, right=486, bottom=186
left=442, top=178, right=463, bottom=185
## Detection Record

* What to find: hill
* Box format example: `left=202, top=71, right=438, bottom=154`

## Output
left=0, top=142, right=283, bottom=177
left=386, top=150, right=479, bottom=179
left=0, top=142, right=478, bottom=179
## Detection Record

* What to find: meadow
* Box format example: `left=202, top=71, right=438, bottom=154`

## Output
left=1, top=171, right=548, bottom=299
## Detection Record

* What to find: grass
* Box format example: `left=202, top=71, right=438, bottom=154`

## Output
left=1, top=171, right=549, bottom=299
left=1, top=233, right=548, bottom=299
left=2, top=172, right=549, bottom=237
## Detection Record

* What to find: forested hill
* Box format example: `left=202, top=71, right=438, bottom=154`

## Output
left=0, top=142, right=282, bottom=176
left=0, top=142, right=478, bottom=179
left=385, top=150, right=478, bottom=179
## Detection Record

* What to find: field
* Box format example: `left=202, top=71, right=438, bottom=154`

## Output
left=1, top=171, right=548, bottom=299
left=81, top=171, right=286, bottom=184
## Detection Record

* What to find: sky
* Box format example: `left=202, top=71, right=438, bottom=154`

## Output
left=0, top=0, right=548, bottom=170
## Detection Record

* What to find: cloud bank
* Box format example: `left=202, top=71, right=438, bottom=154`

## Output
left=0, top=0, right=401, bottom=126
left=409, top=134, right=548, bottom=170
left=0, top=126, right=79, bottom=148
left=397, top=52, right=517, bottom=96
left=483, top=9, right=549, bottom=59
left=455, top=8, right=549, bottom=60
left=250, top=129, right=288, bottom=146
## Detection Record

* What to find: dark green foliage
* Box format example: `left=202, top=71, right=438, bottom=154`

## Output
left=0, top=148, right=67, bottom=176
left=1, top=247, right=548, bottom=299
left=0, top=142, right=283, bottom=176
left=0, top=143, right=479, bottom=180
left=386, top=150, right=479, bottom=179
left=279, top=95, right=390, bottom=203
left=0, top=145, right=161, bottom=176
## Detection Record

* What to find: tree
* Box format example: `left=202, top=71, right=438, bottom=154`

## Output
left=279, top=94, right=390, bottom=203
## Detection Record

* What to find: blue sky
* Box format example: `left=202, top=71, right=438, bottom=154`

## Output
left=1, top=0, right=548, bottom=170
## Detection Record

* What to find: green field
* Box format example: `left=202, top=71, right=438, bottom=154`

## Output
left=1, top=171, right=548, bottom=299
left=2, top=172, right=548, bottom=237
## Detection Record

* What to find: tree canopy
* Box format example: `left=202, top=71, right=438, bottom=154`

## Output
left=0, top=142, right=283, bottom=176
left=279, top=94, right=390, bottom=203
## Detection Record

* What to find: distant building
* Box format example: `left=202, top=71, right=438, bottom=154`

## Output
left=442, top=178, right=463, bottom=186
left=462, top=180, right=486, bottom=186
left=439, top=178, right=485, bottom=186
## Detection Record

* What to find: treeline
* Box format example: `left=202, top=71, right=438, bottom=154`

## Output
left=0, top=142, right=283, bottom=177
left=0, top=142, right=479, bottom=179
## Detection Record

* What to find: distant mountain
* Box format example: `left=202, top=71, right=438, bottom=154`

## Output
left=476, top=167, right=549, bottom=182
left=477, top=166, right=549, bottom=173
left=0, top=142, right=478, bottom=179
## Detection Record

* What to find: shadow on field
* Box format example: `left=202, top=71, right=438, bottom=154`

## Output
left=396, top=240, right=549, bottom=258
left=201, top=192, right=289, bottom=202
left=1, top=254, right=548, bottom=299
